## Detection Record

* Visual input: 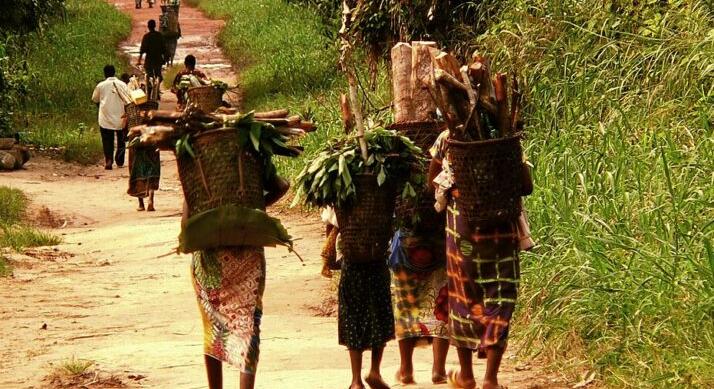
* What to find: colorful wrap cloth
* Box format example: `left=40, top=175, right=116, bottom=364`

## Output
left=446, top=201, right=520, bottom=356
left=191, top=247, right=265, bottom=374
left=338, top=260, right=395, bottom=351
left=127, top=147, right=160, bottom=198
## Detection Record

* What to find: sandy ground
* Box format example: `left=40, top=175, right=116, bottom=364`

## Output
left=0, top=1, right=565, bottom=388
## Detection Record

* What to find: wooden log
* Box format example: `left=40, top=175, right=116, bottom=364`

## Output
left=254, top=109, right=289, bottom=119
left=0, top=138, right=15, bottom=150
left=410, top=42, right=438, bottom=122
left=391, top=43, right=414, bottom=123
left=0, top=150, right=16, bottom=170
left=493, top=73, right=511, bottom=134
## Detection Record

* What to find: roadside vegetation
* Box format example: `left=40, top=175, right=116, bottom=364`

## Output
left=0, top=186, right=61, bottom=276
left=1, top=0, right=130, bottom=164
left=189, top=0, right=714, bottom=386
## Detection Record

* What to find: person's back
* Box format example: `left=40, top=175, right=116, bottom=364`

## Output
left=92, top=65, right=130, bottom=169
left=141, top=30, right=165, bottom=68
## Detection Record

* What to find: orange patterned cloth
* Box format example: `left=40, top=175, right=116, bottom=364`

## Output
left=191, top=247, right=265, bottom=374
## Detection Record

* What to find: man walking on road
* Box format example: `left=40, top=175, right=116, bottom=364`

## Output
left=137, top=19, right=166, bottom=82
left=92, top=65, right=130, bottom=170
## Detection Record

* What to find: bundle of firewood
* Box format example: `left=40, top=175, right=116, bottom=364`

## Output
left=127, top=106, right=316, bottom=150
left=429, top=51, right=524, bottom=141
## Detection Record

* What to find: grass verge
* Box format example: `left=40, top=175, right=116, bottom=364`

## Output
left=0, top=186, right=61, bottom=275
left=13, top=0, right=130, bottom=164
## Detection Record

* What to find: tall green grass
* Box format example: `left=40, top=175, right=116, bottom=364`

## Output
left=182, top=0, right=712, bottom=386
left=475, top=1, right=714, bottom=387
left=14, top=0, right=130, bottom=164
left=0, top=187, right=61, bottom=275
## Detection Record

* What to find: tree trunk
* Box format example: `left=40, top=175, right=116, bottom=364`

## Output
left=410, top=41, right=438, bottom=122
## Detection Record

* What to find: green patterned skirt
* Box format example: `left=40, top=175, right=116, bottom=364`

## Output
left=127, top=147, right=160, bottom=198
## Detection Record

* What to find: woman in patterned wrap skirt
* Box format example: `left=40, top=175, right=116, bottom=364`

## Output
left=390, top=227, right=450, bottom=385
left=429, top=131, right=523, bottom=389
left=186, top=176, right=289, bottom=389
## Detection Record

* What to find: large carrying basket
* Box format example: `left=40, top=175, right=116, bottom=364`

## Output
left=335, top=174, right=396, bottom=263
left=186, top=85, right=223, bottom=113
left=447, top=134, right=525, bottom=225
left=125, top=101, right=159, bottom=129
left=177, top=128, right=265, bottom=217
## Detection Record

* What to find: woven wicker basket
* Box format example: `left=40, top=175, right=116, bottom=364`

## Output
left=176, top=128, right=265, bottom=217
left=335, top=174, right=396, bottom=263
left=125, top=101, right=159, bottom=129
left=187, top=85, right=223, bottom=113
left=447, top=134, right=524, bottom=225
left=388, top=121, right=444, bottom=152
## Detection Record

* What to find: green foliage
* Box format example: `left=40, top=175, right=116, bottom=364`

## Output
left=474, top=1, right=714, bottom=386
left=293, top=128, right=424, bottom=207
left=286, top=0, right=504, bottom=58
left=8, top=0, right=130, bottom=164
left=185, top=0, right=393, bottom=179
left=0, top=0, right=66, bottom=34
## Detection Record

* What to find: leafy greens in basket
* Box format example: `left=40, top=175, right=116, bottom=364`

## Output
left=293, top=127, right=426, bottom=208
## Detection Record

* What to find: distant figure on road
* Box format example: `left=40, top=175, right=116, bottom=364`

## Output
left=92, top=65, right=131, bottom=170
left=137, top=20, right=166, bottom=82
left=171, top=55, right=208, bottom=109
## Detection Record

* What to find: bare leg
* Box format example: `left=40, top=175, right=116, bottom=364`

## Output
left=449, top=347, right=475, bottom=389
left=348, top=349, right=365, bottom=389
left=137, top=197, right=145, bottom=211
left=239, top=372, right=256, bottom=389
left=432, top=338, right=449, bottom=383
left=396, top=338, right=416, bottom=384
left=147, top=190, right=155, bottom=212
left=204, top=355, right=222, bottom=389
left=482, top=346, right=505, bottom=389
left=365, top=347, right=389, bottom=389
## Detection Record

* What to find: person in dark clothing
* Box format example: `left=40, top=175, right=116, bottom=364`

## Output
left=137, top=20, right=166, bottom=82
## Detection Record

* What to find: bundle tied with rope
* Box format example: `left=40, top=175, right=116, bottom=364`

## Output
left=127, top=106, right=317, bottom=260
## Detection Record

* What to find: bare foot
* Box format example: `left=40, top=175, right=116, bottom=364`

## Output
left=432, top=372, right=447, bottom=384
left=321, top=263, right=333, bottom=278
left=482, top=381, right=506, bottom=389
left=137, top=206, right=145, bottom=211
left=395, top=369, right=415, bottom=385
left=447, top=370, right=476, bottom=389
left=365, top=373, right=390, bottom=389
left=349, top=382, right=366, bottom=389
left=147, top=203, right=155, bottom=212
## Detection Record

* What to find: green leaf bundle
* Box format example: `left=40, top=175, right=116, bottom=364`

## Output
left=293, top=127, right=425, bottom=208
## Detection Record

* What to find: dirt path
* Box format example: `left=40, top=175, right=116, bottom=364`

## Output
left=0, top=2, right=563, bottom=388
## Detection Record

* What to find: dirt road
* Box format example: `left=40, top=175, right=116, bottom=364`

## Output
left=0, top=1, right=560, bottom=388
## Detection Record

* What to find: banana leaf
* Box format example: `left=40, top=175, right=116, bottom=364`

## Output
left=179, top=204, right=292, bottom=253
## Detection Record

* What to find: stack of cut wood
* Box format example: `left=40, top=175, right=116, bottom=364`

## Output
left=128, top=106, right=316, bottom=150
left=429, top=51, right=523, bottom=141
left=391, top=41, right=440, bottom=124
left=0, top=138, right=30, bottom=171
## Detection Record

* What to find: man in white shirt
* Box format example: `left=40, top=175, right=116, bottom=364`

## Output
left=92, top=65, right=131, bottom=170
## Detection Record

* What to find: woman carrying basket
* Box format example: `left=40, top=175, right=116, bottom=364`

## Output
left=428, top=129, right=532, bottom=389
left=186, top=176, right=289, bottom=389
